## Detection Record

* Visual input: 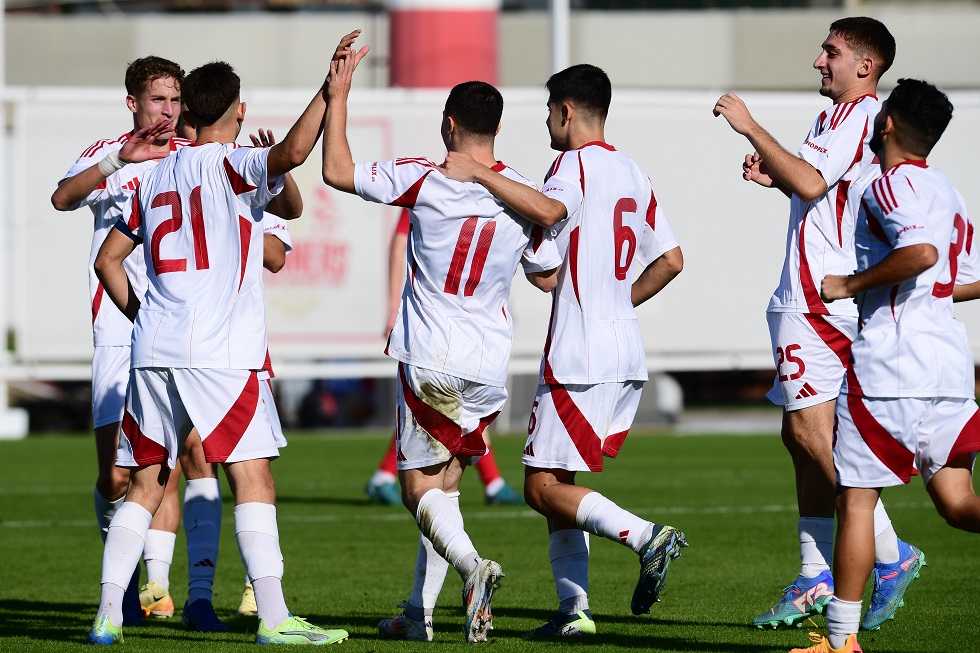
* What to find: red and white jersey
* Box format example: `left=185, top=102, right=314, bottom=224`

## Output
left=955, top=215, right=980, bottom=285
left=262, top=213, right=293, bottom=252
left=117, top=143, right=284, bottom=370
left=354, top=157, right=562, bottom=387
left=845, top=161, right=975, bottom=398
left=769, top=95, right=881, bottom=317
left=59, top=134, right=192, bottom=346
left=539, top=142, right=680, bottom=385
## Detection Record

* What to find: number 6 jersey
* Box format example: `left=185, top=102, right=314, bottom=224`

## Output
left=539, top=142, right=680, bottom=385
left=117, top=143, right=283, bottom=370
left=354, top=157, right=562, bottom=387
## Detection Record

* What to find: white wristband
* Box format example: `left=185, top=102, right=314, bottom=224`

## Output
left=97, top=151, right=125, bottom=177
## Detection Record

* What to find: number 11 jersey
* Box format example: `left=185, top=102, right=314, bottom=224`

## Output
left=539, top=142, right=680, bottom=385
left=354, top=157, right=562, bottom=387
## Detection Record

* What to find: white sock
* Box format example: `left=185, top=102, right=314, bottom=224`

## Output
left=550, top=529, right=590, bottom=615
left=825, top=596, right=862, bottom=650
left=408, top=492, right=454, bottom=618
left=575, top=491, right=653, bottom=554
left=370, top=470, right=396, bottom=486
left=143, top=529, right=176, bottom=591
left=799, top=517, right=834, bottom=577
left=873, top=499, right=899, bottom=564
left=94, top=487, right=125, bottom=544
left=99, top=502, right=152, bottom=627
left=484, top=478, right=505, bottom=497
left=235, top=502, right=288, bottom=628
left=416, top=488, right=480, bottom=581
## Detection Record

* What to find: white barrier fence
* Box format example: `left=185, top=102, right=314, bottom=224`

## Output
left=6, top=86, right=980, bottom=383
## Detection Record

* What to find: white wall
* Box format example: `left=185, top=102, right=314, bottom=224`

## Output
left=13, top=86, right=980, bottom=376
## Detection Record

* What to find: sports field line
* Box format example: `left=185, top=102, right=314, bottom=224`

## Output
left=0, top=500, right=936, bottom=529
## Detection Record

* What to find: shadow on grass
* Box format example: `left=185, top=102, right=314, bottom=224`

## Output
left=275, top=494, right=405, bottom=508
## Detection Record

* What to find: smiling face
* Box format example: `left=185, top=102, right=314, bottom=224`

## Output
left=126, top=75, right=181, bottom=140
left=813, top=32, right=867, bottom=103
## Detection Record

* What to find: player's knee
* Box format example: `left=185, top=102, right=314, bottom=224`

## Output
left=100, top=467, right=130, bottom=499
left=522, top=477, right=547, bottom=514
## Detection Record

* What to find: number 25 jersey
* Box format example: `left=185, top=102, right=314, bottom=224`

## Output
left=118, top=143, right=283, bottom=370
left=540, top=142, right=680, bottom=385
left=355, top=158, right=562, bottom=387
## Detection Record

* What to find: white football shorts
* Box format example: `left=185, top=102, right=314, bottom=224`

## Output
left=835, top=393, right=980, bottom=487
left=766, top=312, right=856, bottom=411
left=92, top=345, right=130, bottom=428
left=395, top=363, right=505, bottom=471
left=117, top=367, right=281, bottom=469
left=258, top=371, right=287, bottom=448
left=523, top=380, right=644, bottom=473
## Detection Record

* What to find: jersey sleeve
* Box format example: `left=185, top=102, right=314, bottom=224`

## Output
left=225, top=146, right=283, bottom=208
left=872, top=174, right=937, bottom=251
left=57, top=141, right=114, bottom=209
left=541, top=152, right=584, bottom=228
left=956, top=214, right=980, bottom=285
left=520, top=223, right=563, bottom=274
left=636, top=188, right=680, bottom=267
left=798, top=107, right=871, bottom=189
left=354, top=158, right=436, bottom=207
left=261, top=214, right=293, bottom=252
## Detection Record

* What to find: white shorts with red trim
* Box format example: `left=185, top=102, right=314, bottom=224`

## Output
left=258, top=371, right=286, bottom=448
left=92, top=345, right=130, bottom=428
left=117, top=367, right=281, bottom=469
left=766, top=312, right=856, bottom=411
left=395, top=363, right=504, bottom=471
left=522, top=381, right=643, bottom=473
left=835, top=393, right=980, bottom=487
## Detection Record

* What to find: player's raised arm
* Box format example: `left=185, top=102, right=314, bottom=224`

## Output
left=51, top=117, right=174, bottom=211
left=321, top=41, right=368, bottom=194
left=250, top=129, right=303, bottom=219
left=440, top=152, right=567, bottom=227
left=93, top=226, right=141, bottom=322
left=266, top=30, right=368, bottom=181
left=713, top=92, right=827, bottom=202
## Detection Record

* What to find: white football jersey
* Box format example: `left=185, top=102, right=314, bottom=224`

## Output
left=538, top=142, right=680, bottom=385
left=354, top=157, right=562, bottom=387
left=262, top=213, right=292, bottom=252
left=769, top=95, right=881, bottom=317
left=845, top=161, right=975, bottom=398
left=117, top=143, right=283, bottom=370
left=59, top=134, right=192, bottom=346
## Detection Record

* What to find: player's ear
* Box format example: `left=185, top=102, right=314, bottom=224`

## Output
left=182, top=109, right=197, bottom=131
left=126, top=94, right=138, bottom=115
left=857, top=55, right=874, bottom=79
left=495, top=122, right=501, bottom=136
left=561, top=103, right=572, bottom=126
left=238, top=101, right=247, bottom=122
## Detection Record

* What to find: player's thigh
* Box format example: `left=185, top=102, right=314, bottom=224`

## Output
left=395, top=363, right=505, bottom=471
left=523, top=381, right=643, bottom=473
left=117, top=368, right=189, bottom=470
left=172, top=368, right=280, bottom=465
left=766, top=312, right=853, bottom=411
left=834, top=395, right=922, bottom=488
left=92, top=345, right=130, bottom=429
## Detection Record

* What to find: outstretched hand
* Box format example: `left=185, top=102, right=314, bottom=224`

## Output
left=249, top=129, right=277, bottom=148
left=326, top=31, right=370, bottom=102
left=439, top=152, right=483, bottom=183
left=713, top=93, right=757, bottom=137
left=118, top=117, right=173, bottom=164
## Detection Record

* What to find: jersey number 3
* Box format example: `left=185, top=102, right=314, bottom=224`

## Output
left=149, top=187, right=210, bottom=275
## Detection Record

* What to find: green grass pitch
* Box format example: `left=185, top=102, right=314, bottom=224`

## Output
left=1, top=431, right=976, bottom=652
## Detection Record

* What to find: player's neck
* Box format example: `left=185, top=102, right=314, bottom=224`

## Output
left=833, top=82, right=877, bottom=105
left=880, top=146, right=925, bottom=173
left=454, top=144, right=498, bottom=169
left=566, top=127, right=605, bottom=151
left=195, top=124, right=237, bottom=146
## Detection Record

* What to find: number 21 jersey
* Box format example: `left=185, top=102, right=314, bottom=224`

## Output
left=540, top=142, right=680, bottom=385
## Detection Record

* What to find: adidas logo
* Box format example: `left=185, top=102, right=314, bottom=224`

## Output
left=121, top=178, right=139, bottom=192
left=523, top=443, right=534, bottom=457
left=791, top=582, right=833, bottom=613
left=619, top=530, right=629, bottom=544
left=193, top=558, right=215, bottom=568
left=795, top=383, right=818, bottom=400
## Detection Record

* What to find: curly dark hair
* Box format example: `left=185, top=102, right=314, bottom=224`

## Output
left=884, top=78, right=953, bottom=157
left=124, top=56, right=183, bottom=96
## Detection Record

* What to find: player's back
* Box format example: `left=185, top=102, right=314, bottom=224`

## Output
left=541, top=143, right=675, bottom=385
left=850, top=162, right=973, bottom=397
left=376, top=160, right=559, bottom=386
left=123, top=142, right=281, bottom=370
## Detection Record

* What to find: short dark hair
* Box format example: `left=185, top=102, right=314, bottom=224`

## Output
left=125, top=56, right=183, bottom=96
left=884, top=78, right=953, bottom=157
left=182, top=61, right=241, bottom=128
left=444, top=81, right=503, bottom=138
left=546, top=64, right=611, bottom=120
left=830, top=17, right=896, bottom=80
